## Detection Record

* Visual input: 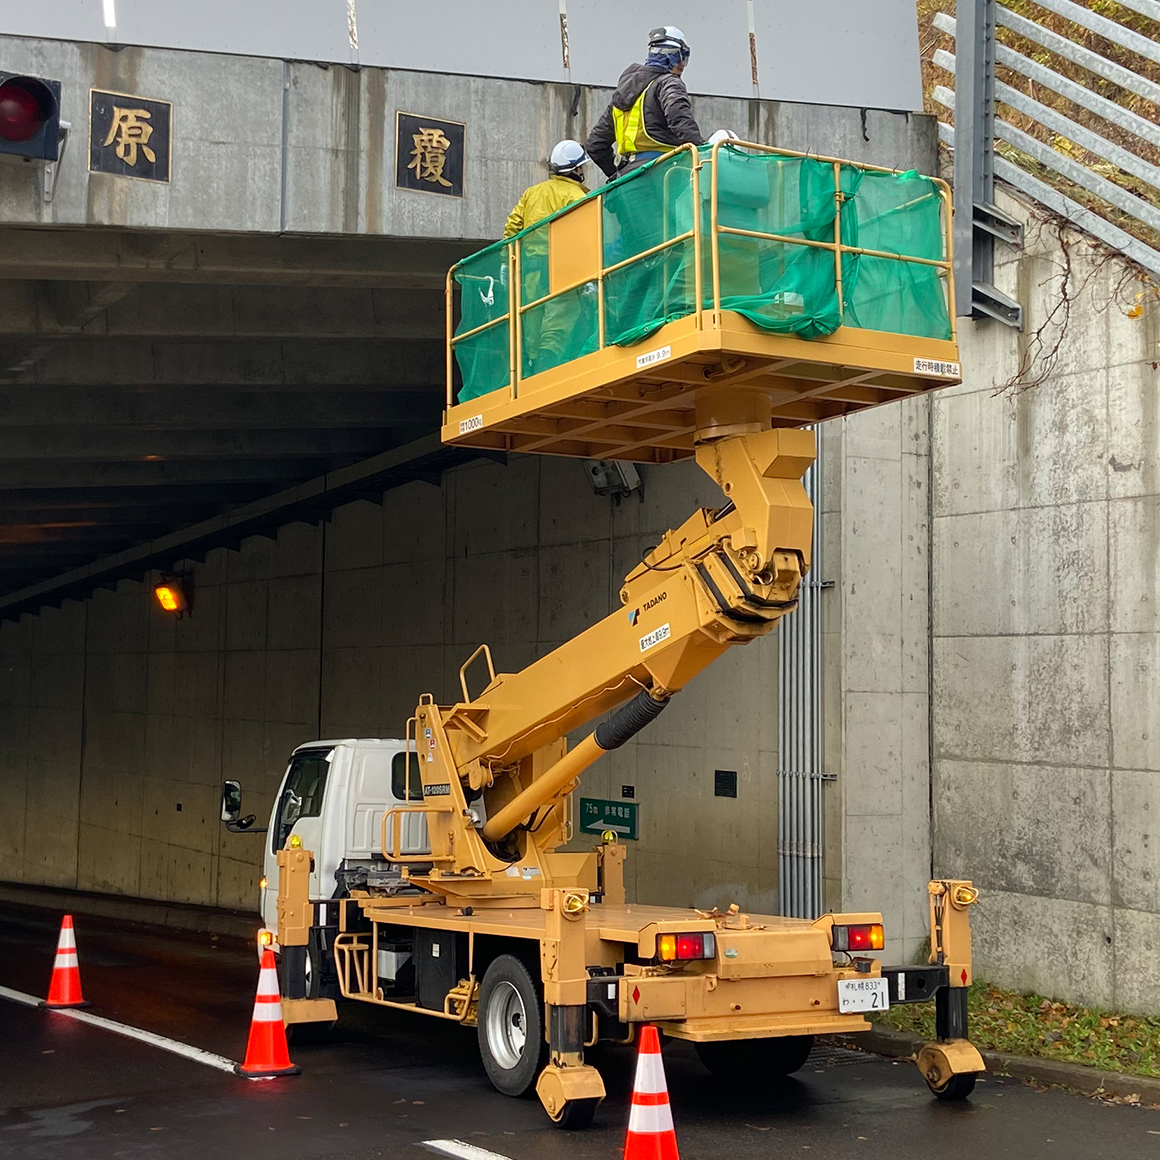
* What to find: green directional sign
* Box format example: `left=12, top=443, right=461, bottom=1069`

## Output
left=579, top=797, right=638, bottom=840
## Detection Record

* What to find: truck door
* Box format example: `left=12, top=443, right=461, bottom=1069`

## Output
left=263, top=745, right=335, bottom=930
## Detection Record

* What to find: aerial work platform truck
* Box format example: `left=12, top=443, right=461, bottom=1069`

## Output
left=223, top=141, right=984, bottom=1127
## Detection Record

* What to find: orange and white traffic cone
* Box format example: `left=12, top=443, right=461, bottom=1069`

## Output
left=234, top=948, right=300, bottom=1078
left=43, top=914, right=88, bottom=1009
left=624, top=1024, right=679, bottom=1160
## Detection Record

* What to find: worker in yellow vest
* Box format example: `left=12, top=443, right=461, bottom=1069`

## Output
left=585, top=25, right=705, bottom=181
left=504, top=140, right=592, bottom=375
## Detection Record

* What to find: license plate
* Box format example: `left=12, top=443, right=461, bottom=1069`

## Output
left=837, top=977, right=890, bottom=1014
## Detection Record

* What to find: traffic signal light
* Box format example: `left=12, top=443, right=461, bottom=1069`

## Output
left=0, top=73, right=62, bottom=162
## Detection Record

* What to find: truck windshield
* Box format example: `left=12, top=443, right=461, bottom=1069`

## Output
left=272, top=747, right=334, bottom=853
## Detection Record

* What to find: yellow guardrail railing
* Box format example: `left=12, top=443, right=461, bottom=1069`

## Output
left=445, top=140, right=956, bottom=410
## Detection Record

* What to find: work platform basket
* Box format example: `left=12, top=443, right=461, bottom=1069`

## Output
left=442, top=141, right=961, bottom=463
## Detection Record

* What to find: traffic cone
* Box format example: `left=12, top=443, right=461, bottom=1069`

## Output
left=43, top=914, right=88, bottom=1009
left=624, top=1025, right=679, bottom=1160
left=234, top=948, right=300, bottom=1078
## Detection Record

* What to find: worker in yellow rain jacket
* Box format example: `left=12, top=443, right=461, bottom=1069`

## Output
left=504, top=140, right=592, bottom=376
left=585, top=25, right=705, bottom=181
left=504, top=140, right=590, bottom=239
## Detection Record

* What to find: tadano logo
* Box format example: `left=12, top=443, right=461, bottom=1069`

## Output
left=643, top=592, right=667, bottom=611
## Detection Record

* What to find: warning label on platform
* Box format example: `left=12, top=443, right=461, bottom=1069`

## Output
left=636, top=345, right=672, bottom=370
left=913, top=358, right=961, bottom=378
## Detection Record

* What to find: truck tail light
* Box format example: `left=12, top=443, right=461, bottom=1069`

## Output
left=657, top=932, right=716, bottom=961
left=831, top=923, right=884, bottom=952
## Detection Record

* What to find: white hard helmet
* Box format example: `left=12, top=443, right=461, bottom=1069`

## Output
left=549, top=139, right=590, bottom=174
left=708, top=129, right=739, bottom=146
left=648, top=25, right=691, bottom=60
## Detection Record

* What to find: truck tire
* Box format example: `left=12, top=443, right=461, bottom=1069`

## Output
left=477, top=954, right=548, bottom=1098
left=695, top=1034, right=814, bottom=1082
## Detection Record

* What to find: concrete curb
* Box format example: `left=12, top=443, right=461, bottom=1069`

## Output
left=836, top=1026, right=1160, bottom=1105
left=0, top=881, right=259, bottom=944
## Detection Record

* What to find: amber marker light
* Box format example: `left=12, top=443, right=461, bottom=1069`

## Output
left=153, top=577, right=188, bottom=614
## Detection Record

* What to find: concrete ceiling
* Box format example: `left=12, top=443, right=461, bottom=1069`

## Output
left=0, top=225, right=478, bottom=599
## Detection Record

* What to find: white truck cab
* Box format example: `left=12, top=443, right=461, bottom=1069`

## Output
left=222, top=739, right=429, bottom=935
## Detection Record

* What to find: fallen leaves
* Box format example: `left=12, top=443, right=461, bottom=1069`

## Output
left=875, top=980, right=1160, bottom=1082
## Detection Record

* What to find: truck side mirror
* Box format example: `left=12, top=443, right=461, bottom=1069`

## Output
left=221, top=780, right=243, bottom=823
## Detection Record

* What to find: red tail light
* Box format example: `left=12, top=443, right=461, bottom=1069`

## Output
left=831, top=923, right=885, bottom=952
left=657, top=932, right=716, bottom=961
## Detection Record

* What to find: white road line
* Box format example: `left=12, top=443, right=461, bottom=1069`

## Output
left=420, top=1141, right=517, bottom=1160
left=0, top=984, right=238, bottom=1074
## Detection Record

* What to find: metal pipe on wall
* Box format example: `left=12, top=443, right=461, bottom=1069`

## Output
left=778, top=430, right=829, bottom=918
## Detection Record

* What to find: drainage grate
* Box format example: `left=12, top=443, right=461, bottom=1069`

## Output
left=807, top=1042, right=875, bottom=1069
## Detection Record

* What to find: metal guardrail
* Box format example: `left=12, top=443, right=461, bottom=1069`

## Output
left=445, top=142, right=956, bottom=409
left=935, top=1, right=1160, bottom=301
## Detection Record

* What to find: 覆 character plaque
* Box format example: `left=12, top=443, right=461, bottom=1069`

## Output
left=90, top=89, right=172, bottom=183
left=396, top=111, right=464, bottom=197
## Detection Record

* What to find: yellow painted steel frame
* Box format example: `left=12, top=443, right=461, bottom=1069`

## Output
left=443, top=140, right=959, bottom=461
left=275, top=146, right=977, bottom=1120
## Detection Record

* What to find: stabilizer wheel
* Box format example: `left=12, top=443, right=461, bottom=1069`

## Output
left=695, top=1034, right=814, bottom=1082
left=478, top=955, right=549, bottom=1097
left=928, top=1071, right=977, bottom=1101
left=286, top=1018, right=336, bottom=1045
left=551, top=1097, right=599, bottom=1130
left=280, top=933, right=337, bottom=1045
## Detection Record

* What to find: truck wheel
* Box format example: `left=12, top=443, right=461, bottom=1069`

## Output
left=927, top=1072, right=976, bottom=1101
left=478, top=955, right=548, bottom=1098
left=695, top=1034, right=814, bottom=1081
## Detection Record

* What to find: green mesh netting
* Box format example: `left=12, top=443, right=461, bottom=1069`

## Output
left=452, top=147, right=950, bottom=404
left=839, top=167, right=952, bottom=340
left=453, top=243, right=511, bottom=402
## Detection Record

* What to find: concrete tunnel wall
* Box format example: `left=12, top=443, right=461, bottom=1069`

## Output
left=0, top=455, right=786, bottom=915
left=0, top=404, right=932, bottom=966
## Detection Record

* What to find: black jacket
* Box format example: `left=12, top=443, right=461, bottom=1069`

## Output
left=586, top=62, right=705, bottom=179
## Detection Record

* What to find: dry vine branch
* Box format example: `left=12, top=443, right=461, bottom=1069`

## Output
left=997, top=216, right=1151, bottom=394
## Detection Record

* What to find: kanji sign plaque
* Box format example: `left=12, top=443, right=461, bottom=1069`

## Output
left=396, top=111, right=464, bottom=197
left=90, top=89, right=172, bottom=183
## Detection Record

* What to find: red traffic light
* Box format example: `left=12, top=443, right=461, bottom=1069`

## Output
left=0, top=79, right=48, bottom=143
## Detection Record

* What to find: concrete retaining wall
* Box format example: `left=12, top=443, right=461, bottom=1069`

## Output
left=931, top=189, right=1160, bottom=1012
left=0, top=34, right=935, bottom=242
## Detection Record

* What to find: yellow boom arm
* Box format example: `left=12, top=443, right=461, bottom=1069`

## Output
left=400, top=388, right=814, bottom=899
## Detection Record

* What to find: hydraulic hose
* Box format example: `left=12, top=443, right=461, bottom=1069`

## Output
left=594, top=689, right=669, bottom=750
left=480, top=690, right=670, bottom=843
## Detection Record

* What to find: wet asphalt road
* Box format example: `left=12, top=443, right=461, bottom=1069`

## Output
left=3, top=904, right=1160, bottom=1159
